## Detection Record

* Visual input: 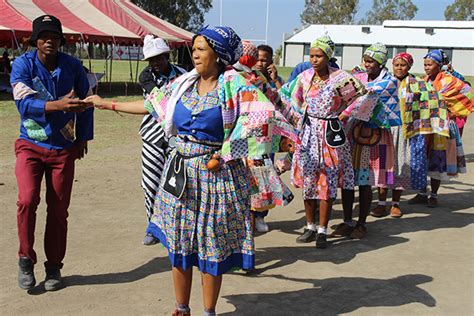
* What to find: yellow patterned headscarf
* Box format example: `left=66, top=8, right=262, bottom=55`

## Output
left=310, top=33, right=335, bottom=58
left=364, top=43, right=388, bottom=66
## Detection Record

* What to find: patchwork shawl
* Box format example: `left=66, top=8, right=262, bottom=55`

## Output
left=278, top=67, right=374, bottom=134
left=145, top=68, right=300, bottom=162
left=428, top=72, right=473, bottom=118
left=399, top=74, right=449, bottom=138
left=353, top=69, right=401, bottom=128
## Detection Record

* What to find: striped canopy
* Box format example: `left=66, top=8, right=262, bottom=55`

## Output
left=0, top=0, right=194, bottom=47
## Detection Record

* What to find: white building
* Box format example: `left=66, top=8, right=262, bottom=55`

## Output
left=283, top=20, right=474, bottom=76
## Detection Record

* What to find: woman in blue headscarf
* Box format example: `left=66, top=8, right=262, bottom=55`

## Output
left=87, top=26, right=298, bottom=316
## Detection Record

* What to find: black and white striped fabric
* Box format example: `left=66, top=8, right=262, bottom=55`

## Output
left=140, top=114, right=165, bottom=220
left=138, top=63, right=186, bottom=220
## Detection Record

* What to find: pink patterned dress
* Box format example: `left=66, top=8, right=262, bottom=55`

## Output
left=279, top=67, right=376, bottom=200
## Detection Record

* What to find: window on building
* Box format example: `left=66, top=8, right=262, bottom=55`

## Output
left=394, top=47, right=406, bottom=55
left=304, top=43, right=310, bottom=56
left=361, top=45, right=370, bottom=58
left=334, top=45, right=343, bottom=57
left=440, top=48, right=453, bottom=63
left=386, top=46, right=394, bottom=59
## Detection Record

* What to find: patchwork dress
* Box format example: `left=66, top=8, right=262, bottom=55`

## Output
left=397, top=74, right=449, bottom=189
left=237, top=67, right=293, bottom=211
left=426, top=72, right=473, bottom=180
left=145, top=69, right=299, bottom=276
left=348, top=68, right=401, bottom=188
left=279, top=67, right=376, bottom=200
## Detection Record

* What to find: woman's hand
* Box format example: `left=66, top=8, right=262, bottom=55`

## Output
left=275, top=157, right=291, bottom=174
left=338, top=112, right=349, bottom=122
left=84, top=95, right=111, bottom=110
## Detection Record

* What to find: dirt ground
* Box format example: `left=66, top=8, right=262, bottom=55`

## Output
left=1, top=105, right=473, bottom=315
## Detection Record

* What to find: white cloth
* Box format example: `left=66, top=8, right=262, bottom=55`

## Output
left=162, top=69, right=200, bottom=138
left=142, top=35, right=171, bottom=60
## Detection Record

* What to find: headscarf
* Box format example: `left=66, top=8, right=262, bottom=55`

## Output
left=364, top=43, right=388, bottom=66
left=239, top=40, right=258, bottom=68
left=310, top=33, right=335, bottom=58
left=424, top=49, right=443, bottom=66
left=195, top=25, right=243, bottom=66
left=393, top=52, right=414, bottom=68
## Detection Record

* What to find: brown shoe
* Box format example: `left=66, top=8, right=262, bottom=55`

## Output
left=390, top=205, right=403, bottom=218
left=329, top=223, right=354, bottom=237
left=370, top=205, right=387, bottom=217
left=428, top=197, right=438, bottom=208
left=408, top=194, right=428, bottom=205
left=350, top=224, right=367, bottom=239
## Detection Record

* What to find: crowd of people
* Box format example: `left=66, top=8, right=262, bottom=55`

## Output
left=10, top=14, right=473, bottom=316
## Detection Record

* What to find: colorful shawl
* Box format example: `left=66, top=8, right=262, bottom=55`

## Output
left=145, top=68, right=300, bottom=162
left=398, top=74, right=449, bottom=138
left=278, top=67, right=374, bottom=134
left=428, top=71, right=473, bottom=118
left=233, top=63, right=280, bottom=105
left=353, top=68, right=401, bottom=128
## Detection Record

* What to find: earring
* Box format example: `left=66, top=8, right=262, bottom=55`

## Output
left=216, top=57, right=221, bottom=63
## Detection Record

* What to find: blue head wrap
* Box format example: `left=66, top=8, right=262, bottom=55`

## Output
left=195, top=25, right=243, bottom=66
left=424, top=49, right=443, bottom=66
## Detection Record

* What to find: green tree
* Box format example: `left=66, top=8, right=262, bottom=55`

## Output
left=131, top=0, right=212, bottom=32
left=361, top=0, right=418, bottom=24
left=300, top=0, right=359, bottom=25
left=444, top=0, right=473, bottom=20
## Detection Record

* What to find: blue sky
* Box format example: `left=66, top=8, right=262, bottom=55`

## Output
left=204, top=0, right=455, bottom=49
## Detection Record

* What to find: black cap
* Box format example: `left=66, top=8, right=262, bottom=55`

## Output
left=29, top=15, right=65, bottom=47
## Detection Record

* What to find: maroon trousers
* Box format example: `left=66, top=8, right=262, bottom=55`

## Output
left=15, top=139, right=77, bottom=268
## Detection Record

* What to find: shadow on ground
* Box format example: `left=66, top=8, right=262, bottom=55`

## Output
left=254, top=189, right=474, bottom=272
left=222, top=274, right=436, bottom=315
left=26, top=256, right=169, bottom=295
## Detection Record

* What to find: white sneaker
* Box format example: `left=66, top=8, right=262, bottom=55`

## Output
left=255, top=217, right=269, bottom=233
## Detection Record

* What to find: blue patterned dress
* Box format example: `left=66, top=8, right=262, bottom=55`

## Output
left=147, top=80, right=253, bottom=276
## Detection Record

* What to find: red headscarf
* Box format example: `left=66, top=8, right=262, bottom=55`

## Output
left=239, top=40, right=258, bottom=68
left=393, top=52, right=414, bottom=68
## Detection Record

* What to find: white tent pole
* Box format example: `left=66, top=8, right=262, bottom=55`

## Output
left=127, top=45, right=133, bottom=82
left=219, top=0, right=223, bottom=25
left=80, top=33, right=92, bottom=72
left=265, top=0, right=270, bottom=45
left=185, top=44, right=192, bottom=69
left=135, top=44, right=140, bottom=84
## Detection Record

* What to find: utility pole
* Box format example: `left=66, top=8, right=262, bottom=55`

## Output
left=265, top=0, right=270, bottom=44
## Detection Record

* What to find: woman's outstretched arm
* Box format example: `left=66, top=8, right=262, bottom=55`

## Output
left=84, top=95, right=148, bottom=114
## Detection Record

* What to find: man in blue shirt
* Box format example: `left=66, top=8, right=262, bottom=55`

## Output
left=10, top=15, right=93, bottom=291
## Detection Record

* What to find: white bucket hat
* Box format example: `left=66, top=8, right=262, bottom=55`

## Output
left=142, top=35, right=170, bottom=60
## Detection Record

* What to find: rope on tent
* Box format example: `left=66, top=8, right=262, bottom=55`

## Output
left=11, top=30, right=22, bottom=57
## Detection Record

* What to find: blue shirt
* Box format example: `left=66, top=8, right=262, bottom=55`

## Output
left=10, top=50, right=93, bottom=150
left=173, top=81, right=224, bottom=143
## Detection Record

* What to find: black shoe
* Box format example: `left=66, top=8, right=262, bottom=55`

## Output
left=143, top=233, right=160, bottom=246
left=316, top=233, right=328, bottom=249
left=18, top=257, right=36, bottom=290
left=44, top=266, right=63, bottom=291
left=296, top=229, right=316, bottom=243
